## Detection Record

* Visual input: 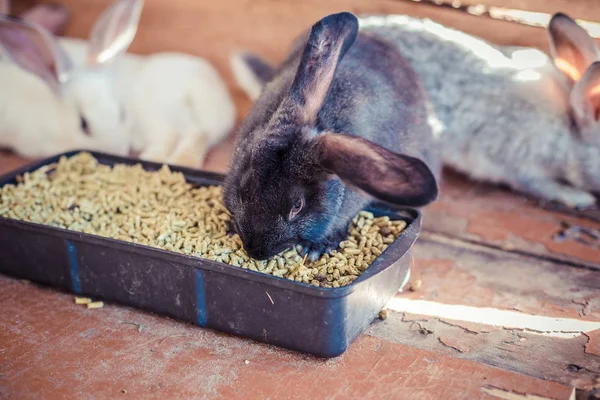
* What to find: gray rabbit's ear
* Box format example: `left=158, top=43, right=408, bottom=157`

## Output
left=314, top=132, right=438, bottom=207
left=230, top=51, right=275, bottom=101
left=289, top=12, right=358, bottom=123
left=0, top=15, right=72, bottom=92
left=87, top=0, right=143, bottom=66
left=548, top=13, right=598, bottom=83
left=570, top=61, right=600, bottom=135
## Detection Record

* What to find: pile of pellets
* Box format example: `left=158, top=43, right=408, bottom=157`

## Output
left=0, top=153, right=407, bottom=288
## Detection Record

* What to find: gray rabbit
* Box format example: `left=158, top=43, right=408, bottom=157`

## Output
left=223, top=12, right=440, bottom=261
left=234, top=13, right=600, bottom=209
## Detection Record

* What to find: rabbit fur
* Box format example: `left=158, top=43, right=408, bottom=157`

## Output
left=224, top=12, right=440, bottom=261
left=0, top=0, right=236, bottom=167
left=233, top=14, right=600, bottom=208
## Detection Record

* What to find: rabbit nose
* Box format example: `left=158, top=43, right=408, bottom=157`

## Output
left=245, top=243, right=269, bottom=260
left=244, top=236, right=272, bottom=260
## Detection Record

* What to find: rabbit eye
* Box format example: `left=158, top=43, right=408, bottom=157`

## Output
left=289, top=196, right=304, bottom=220
left=80, top=115, right=90, bottom=136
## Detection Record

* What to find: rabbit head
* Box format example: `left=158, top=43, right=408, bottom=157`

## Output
left=548, top=14, right=600, bottom=144
left=224, top=12, right=437, bottom=260
left=0, top=0, right=143, bottom=158
left=547, top=13, right=600, bottom=191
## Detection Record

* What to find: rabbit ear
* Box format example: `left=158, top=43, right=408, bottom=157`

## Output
left=570, top=62, right=600, bottom=131
left=19, top=3, right=71, bottom=35
left=87, top=0, right=143, bottom=66
left=0, top=15, right=72, bottom=92
left=315, top=132, right=438, bottom=207
left=548, top=13, right=598, bottom=83
left=289, top=12, right=358, bottom=123
left=0, top=0, right=8, bottom=15
left=231, top=51, right=275, bottom=101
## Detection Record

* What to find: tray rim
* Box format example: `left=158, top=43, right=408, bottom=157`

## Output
left=0, top=149, right=421, bottom=299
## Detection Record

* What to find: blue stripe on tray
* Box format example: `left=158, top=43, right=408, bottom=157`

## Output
left=66, top=241, right=81, bottom=294
left=195, top=269, right=207, bottom=327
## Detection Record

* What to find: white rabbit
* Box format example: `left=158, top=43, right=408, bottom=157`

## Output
left=232, top=14, right=600, bottom=208
left=0, top=9, right=133, bottom=158
left=56, top=0, right=236, bottom=167
left=1, top=0, right=236, bottom=167
left=0, top=0, right=143, bottom=158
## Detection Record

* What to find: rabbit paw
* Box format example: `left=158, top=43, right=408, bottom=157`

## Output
left=298, top=231, right=346, bottom=261
left=560, top=191, right=597, bottom=209
left=225, top=219, right=236, bottom=236
left=547, top=187, right=597, bottom=209
left=516, top=177, right=597, bottom=209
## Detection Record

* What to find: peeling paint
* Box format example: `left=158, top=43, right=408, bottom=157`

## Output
left=583, top=330, right=600, bottom=357
left=387, top=299, right=600, bottom=338
left=367, top=309, right=600, bottom=389
left=403, top=312, right=500, bottom=334
left=411, top=240, right=600, bottom=322
left=439, top=336, right=470, bottom=353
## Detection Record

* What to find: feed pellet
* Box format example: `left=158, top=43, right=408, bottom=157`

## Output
left=86, top=301, right=104, bottom=309
left=0, top=153, right=407, bottom=287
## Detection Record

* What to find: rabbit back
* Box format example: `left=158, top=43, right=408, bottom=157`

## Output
left=360, top=16, right=597, bottom=198
left=123, top=53, right=236, bottom=147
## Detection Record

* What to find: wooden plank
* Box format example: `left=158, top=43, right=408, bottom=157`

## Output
left=0, top=275, right=577, bottom=399
left=424, top=171, right=600, bottom=270
left=419, top=0, right=600, bottom=22
left=0, top=151, right=31, bottom=176
left=5, top=0, right=37, bottom=15
left=368, top=310, right=600, bottom=392
left=409, top=237, right=600, bottom=322
left=365, top=236, right=600, bottom=390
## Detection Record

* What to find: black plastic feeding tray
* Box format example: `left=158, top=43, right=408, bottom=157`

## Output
left=0, top=151, right=420, bottom=358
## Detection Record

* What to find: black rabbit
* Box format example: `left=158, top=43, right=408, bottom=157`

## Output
left=224, top=12, right=440, bottom=260
left=235, top=14, right=600, bottom=209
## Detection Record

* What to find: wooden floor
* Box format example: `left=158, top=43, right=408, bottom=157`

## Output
left=2, top=0, right=600, bottom=399
left=1, top=138, right=599, bottom=399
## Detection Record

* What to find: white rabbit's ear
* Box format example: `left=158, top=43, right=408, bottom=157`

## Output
left=548, top=13, right=598, bottom=83
left=87, top=0, right=143, bottom=66
left=230, top=51, right=275, bottom=101
left=19, top=3, right=71, bottom=35
left=0, top=15, right=72, bottom=92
